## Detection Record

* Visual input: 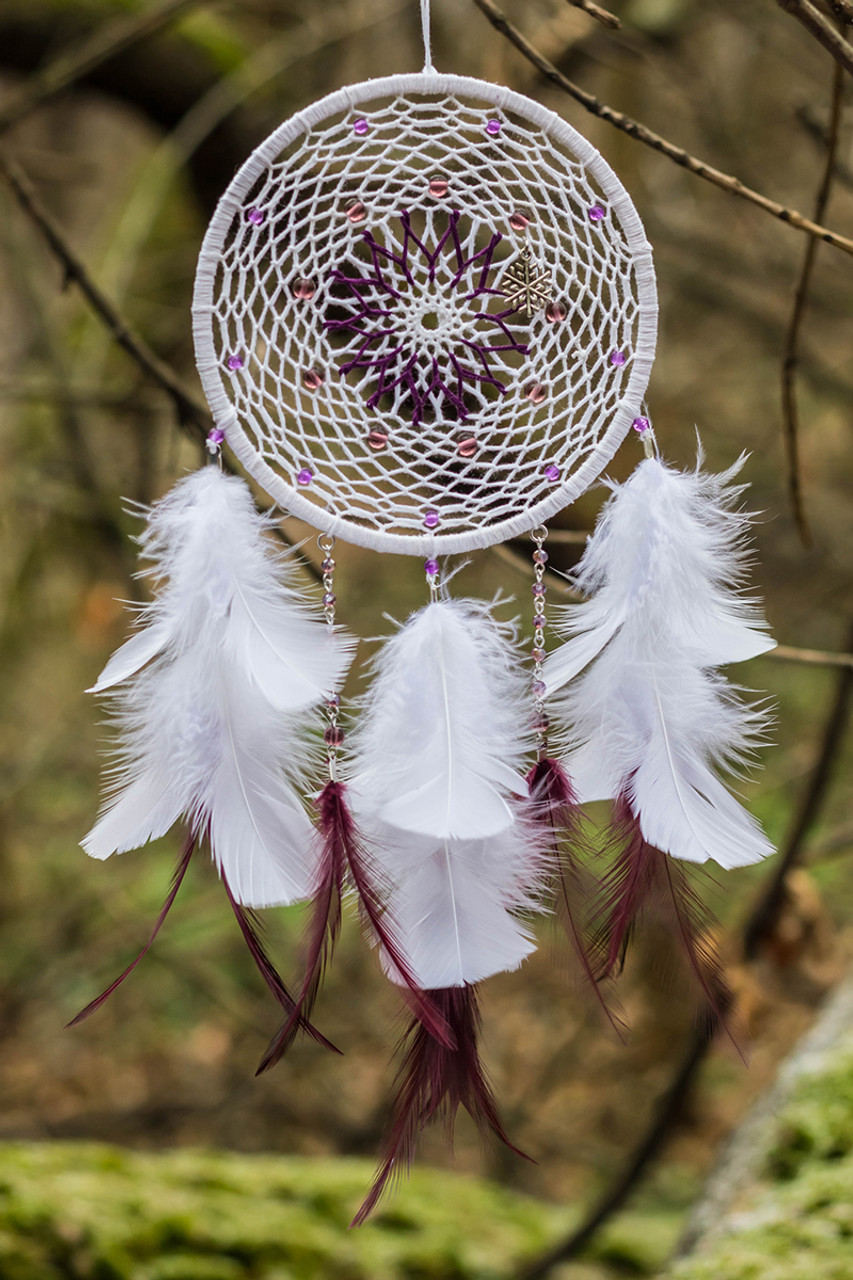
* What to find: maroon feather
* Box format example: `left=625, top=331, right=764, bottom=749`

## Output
left=255, top=781, right=347, bottom=1073
left=67, top=829, right=196, bottom=1027
left=599, top=794, right=734, bottom=1034
left=257, top=781, right=451, bottom=1075
left=221, top=872, right=339, bottom=1056
left=351, top=985, right=528, bottom=1227
left=527, top=758, right=620, bottom=1029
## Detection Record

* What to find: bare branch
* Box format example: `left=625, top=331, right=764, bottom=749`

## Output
left=0, top=148, right=211, bottom=441
left=782, top=62, right=845, bottom=544
left=471, top=0, right=853, bottom=257
left=566, top=0, right=621, bottom=30
left=773, top=643, right=853, bottom=670
left=775, top=0, right=853, bottom=76
left=0, top=0, right=210, bottom=137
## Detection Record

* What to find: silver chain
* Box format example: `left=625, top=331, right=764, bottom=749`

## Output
left=319, top=534, right=342, bottom=781
left=530, top=526, right=550, bottom=760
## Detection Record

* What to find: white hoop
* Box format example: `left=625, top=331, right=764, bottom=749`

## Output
left=192, top=73, right=658, bottom=555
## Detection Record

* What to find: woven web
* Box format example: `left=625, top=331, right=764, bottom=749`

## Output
left=195, top=81, right=656, bottom=553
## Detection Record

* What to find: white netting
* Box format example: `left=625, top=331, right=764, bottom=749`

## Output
left=193, top=74, right=657, bottom=555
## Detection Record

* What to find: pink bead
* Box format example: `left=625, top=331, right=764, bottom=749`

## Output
left=588, top=205, right=606, bottom=221
left=457, top=436, right=478, bottom=458
left=526, top=383, right=546, bottom=405
left=294, top=278, right=316, bottom=300
left=346, top=201, right=367, bottom=224
left=227, top=355, right=243, bottom=371
left=323, top=592, right=336, bottom=607
left=544, top=464, right=561, bottom=482
left=367, top=429, right=389, bottom=451
left=532, top=582, right=546, bottom=598
left=428, top=177, right=449, bottom=198
left=324, top=725, right=345, bottom=747
left=326, top=693, right=341, bottom=708
left=296, top=468, right=313, bottom=486
left=533, top=614, right=546, bottom=630
left=610, top=350, right=627, bottom=367
left=246, top=207, right=265, bottom=225
left=545, top=301, right=567, bottom=324
left=533, top=548, right=548, bottom=565
left=424, top=509, right=440, bottom=529
left=302, top=369, right=324, bottom=391
left=509, top=211, right=530, bottom=232
left=486, top=119, right=502, bottom=136
left=321, top=558, right=335, bottom=573
left=533, top=715, right=550, bottom=736
left=531, top=647, right=546, bottom=662
left=353, top=118, right=369, bottom=135
left=532, top=679, right=547, bottom=698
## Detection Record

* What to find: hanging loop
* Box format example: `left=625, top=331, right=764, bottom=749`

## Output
left=421, top=0, right=435, bottom=73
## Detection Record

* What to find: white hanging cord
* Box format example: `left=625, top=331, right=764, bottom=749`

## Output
left=421, top=0, right=435, bottom=73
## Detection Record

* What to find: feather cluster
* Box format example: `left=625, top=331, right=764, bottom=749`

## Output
left=84, top=466, right=355, bottom=906
left=350, top=597, right=545, bottom=990
left=544, top=453, right=775, bottom=870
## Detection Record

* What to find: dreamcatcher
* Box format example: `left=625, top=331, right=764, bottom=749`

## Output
left=79, top=0, right=775, bottom=1222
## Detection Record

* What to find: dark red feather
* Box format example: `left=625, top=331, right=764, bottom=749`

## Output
left=599, top=795, right=735, bottom=1037
left=221, top=873, right=339, bottom=1056
left=257, top=781, right=451, bottom=1075
left=351, top=985, right=528, bottom=1227
left=67, top=829, right=196, bottom=1027
left=527, top=758, right=620, bottom=1030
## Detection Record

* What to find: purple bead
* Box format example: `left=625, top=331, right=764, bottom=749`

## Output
left=589, top=205, right=606, bottom=221
left=296, top=468, right=313, bottom=486
left=533, top=549, right=548, bottom=565
left=533, top=714, right=550, bottom=736
left=486, top=118, right=502, bottom=136
left=544, top=464, right=561, bottom=483
left=423, top=509, right=440, bottom=529
left=324, top=725, right=345, bottom=748
left=533, top=614, right=546, bottom=630
left=532, top=679, right=547, bottom=698
left=424, top=558, right=439, bottom=576
left=632, top=416, right=650, bottom=433
left=207, top=427, right=225, bottom=446
left=227, top=355, right=244, bottom=371
left=323, top=592, right=336, bottom=607
left=326, top=693, right=341, bottom=708
left=321, top=557, right=335, bottom=573
left=532, top=582, right=546, bottom=598
left=353, top=118, right=369, bottom=135
left=531, top=647, right=546, bottom=662
left=610, top=350, right=627, bottom=367
left=246, top=207, right=265, bottom=225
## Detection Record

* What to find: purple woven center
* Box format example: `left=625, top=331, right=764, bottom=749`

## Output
left=325, top=210, right=528, bottom=426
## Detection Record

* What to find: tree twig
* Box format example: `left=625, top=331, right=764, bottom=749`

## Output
left=782, top=65, right=845, bottom=543
left=775, top=0, right=853, bottom=77
left=0, top=148, right=211, bottom=442
left=518, top=615, right=853, bottom=1278
left=566, top=0, right=621, bottom=30
left=744, top=616, right=853, bottom=958
left=0, top=0, right=209, bottom=136
left=772, top=643, right=853, bottom=670
left=471, top=0, right=853, bottom=257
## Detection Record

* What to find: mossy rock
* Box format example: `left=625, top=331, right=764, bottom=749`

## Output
left=671, top=978, right=853, bottom=1280
left=0, top=1143, right=576, bottom=1280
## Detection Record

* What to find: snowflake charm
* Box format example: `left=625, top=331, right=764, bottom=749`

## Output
left=500, top=243, right=553, bottom=319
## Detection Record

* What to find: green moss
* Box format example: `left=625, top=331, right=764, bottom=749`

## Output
left=671, top=1049, right=853, bottom=1280
left=0, top=1143, right=574, bottom=1280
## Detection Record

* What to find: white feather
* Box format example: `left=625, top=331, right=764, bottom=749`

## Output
left=350, top=598, right=531, bottom=841
left=544, top=453, right=775, bottom=870
left=364, top=816, right=545, bottom=989
left=83, top=467, right=354, bottom=906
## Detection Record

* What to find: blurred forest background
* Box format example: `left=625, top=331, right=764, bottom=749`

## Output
left=1, top=0, right=853, bottom=1275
